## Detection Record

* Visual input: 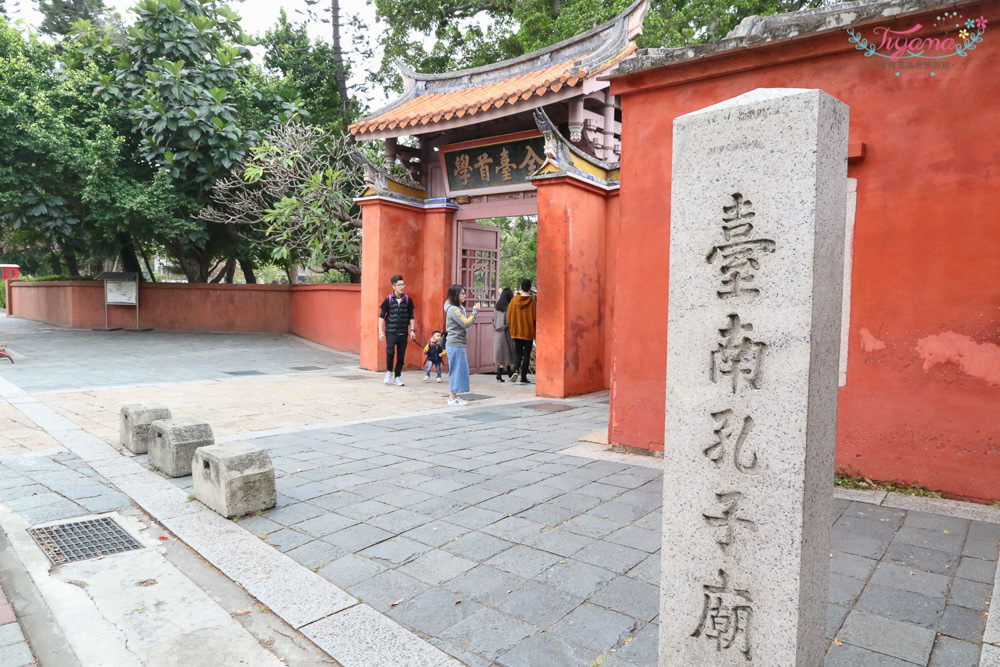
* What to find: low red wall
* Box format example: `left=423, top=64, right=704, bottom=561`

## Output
left=290, top=284, right=362, bottom=354
left=7, top=281, right=361, bottom=352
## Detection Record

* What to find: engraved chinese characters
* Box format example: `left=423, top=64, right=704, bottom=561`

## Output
left=662, top=89, right=848, bottom=666
left=444, top=136, right=545, bottom=191
left=691, top=193, right=774, bottom=660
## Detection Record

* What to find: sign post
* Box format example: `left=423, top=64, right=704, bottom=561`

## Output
left=96, top=272, right=144, bottom=331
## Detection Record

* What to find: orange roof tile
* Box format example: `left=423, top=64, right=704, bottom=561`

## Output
left=350, top=43, right=637, bottom=138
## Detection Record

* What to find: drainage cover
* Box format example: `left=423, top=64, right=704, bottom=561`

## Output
left=28, top=517, right=142, bottom=566
left=223, top=370, right=265, bottom=376
left=291, top=366, right=324, bottom=371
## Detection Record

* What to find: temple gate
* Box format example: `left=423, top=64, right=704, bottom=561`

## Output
left=349, top=0, right=648, bottom=385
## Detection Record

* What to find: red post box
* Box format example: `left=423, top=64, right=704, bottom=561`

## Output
left=0, top=265, right=19, bottom=280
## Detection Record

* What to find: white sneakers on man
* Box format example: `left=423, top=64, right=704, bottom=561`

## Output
left=393, top=377, right=405, bottom=386
left=384, top=371, right=393, bottom=385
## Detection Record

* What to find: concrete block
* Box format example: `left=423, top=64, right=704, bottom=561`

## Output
left=119, top=403, right=171, bottom=454
left=193, top=442, right=275, bottom=518
left=148, top=419, right=214, bottom=477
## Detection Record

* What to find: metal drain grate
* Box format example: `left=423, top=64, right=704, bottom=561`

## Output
left=28, top=517, right=142, bottom=566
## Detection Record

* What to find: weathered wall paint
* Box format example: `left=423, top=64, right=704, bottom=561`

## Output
left=535, top=176, right=616, bottom=397
left=609, top=2, right=1000, bottom=500
left=359, top=198, right=456, bottom=371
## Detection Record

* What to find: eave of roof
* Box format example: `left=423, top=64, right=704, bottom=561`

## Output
left=350, top=0, right=649, bottom=138
left=604, top=0, right=979, bottom=79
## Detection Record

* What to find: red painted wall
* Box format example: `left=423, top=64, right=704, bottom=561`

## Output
left=289, top=284, right=362, bottom=354
left=8, top=281, right=362, bottom=352
left=359, top=198, right=455, bottom=371
left=608, top=3, right=1000, bottom=500
left=536, top=176, right=615, bottom=397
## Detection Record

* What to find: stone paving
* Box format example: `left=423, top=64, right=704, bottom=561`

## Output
left=0, top=582, right=35, bottom=667
left=0, top=315, right=998, bottom=665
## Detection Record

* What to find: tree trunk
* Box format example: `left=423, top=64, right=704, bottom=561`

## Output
left=50, top=251, right=62, bottom=275
left=64, top=251, right=80, bottom=277
left=331, top=0, right=349, bottom=112
left=117, top=232, right=143, bottom=276
left=238, top=257, right=257, bottom=284
left=135, top=236, right=158, bottom=283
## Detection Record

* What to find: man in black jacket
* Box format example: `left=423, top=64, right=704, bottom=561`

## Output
left=378, top=274, right=416, bottom=386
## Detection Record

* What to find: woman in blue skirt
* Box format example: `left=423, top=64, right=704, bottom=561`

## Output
left=443, top=284, right=480, bottom=406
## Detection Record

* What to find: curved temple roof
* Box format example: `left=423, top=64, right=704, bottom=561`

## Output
left=349, top=0, right=649, bottom=139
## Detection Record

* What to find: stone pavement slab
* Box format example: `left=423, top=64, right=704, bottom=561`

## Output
left=2, top=316, right=999, bottom=666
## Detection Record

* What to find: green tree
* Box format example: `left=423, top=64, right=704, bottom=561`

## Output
left=198, top=122, right=364, bottom=282
left=261, top=10, right=351, bottom=130
left=91, top=0, right=302, bottom=281
left=371, top=0, right=830, bottom=91
left=37, top=0, right=107, bottom=37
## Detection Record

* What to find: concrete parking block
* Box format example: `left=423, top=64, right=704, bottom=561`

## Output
left=838, top=610, right=936, bottom=664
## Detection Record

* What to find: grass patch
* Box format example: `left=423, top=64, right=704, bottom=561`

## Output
left=835, top=466, right=940, bottom=497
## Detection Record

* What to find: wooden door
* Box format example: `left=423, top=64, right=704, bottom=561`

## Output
left=454, top=222, right=500, bottom=373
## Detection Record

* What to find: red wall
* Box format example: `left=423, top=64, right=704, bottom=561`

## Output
left=609, top=3, right=1000, bottom=500
left=536, top=176, right=617, bottom=397
left=290, top=284, right=362, bottom=354
left=7, top=281, right=362, bottom=353
left=359, top=198, right=456, bottom=371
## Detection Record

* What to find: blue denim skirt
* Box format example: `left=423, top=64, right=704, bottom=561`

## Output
left=446, top=346, right=470, bottom=394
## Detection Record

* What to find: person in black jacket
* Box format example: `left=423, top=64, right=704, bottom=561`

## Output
left=378, top=274, right=416, bottom=386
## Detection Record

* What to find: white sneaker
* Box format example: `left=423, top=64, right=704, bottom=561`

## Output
left=393, top=377, right=405, bottom=386
left=447, top=397, right=468, bottom=406
left=422, top=375, right=430, bottom=382
left=436, top=377, right=442, bottom=383
left=510, top=371, right=519, bottom=383
left=383, top=371, right=393, bottom=385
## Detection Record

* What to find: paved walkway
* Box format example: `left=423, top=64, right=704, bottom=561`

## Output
left=0, top=314, right=997, bottom=665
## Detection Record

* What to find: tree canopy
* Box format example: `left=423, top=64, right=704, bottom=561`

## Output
left=371, top=0, right=830, bottom=90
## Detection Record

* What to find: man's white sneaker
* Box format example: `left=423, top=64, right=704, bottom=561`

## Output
left=383, top=371, right=393, bottom=385
left=436, top=377, right=442, bottom=383
left=510, top=371, right=519, bottom=383
left=422, top=375, right=430, bottom=382
left=393, top=377, right=405, bottom=386
left=447, top=397, right=468, bottom=406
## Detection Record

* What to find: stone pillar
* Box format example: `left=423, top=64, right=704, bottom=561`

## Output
left=534, top=175, right=613, bottom=398
left=660, top=89, right=848, bottom=665
left=418, top=203, right=456, bottom=345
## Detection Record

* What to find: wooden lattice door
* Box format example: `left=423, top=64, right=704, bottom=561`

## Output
left=455, top=221, right=500, bottom=372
